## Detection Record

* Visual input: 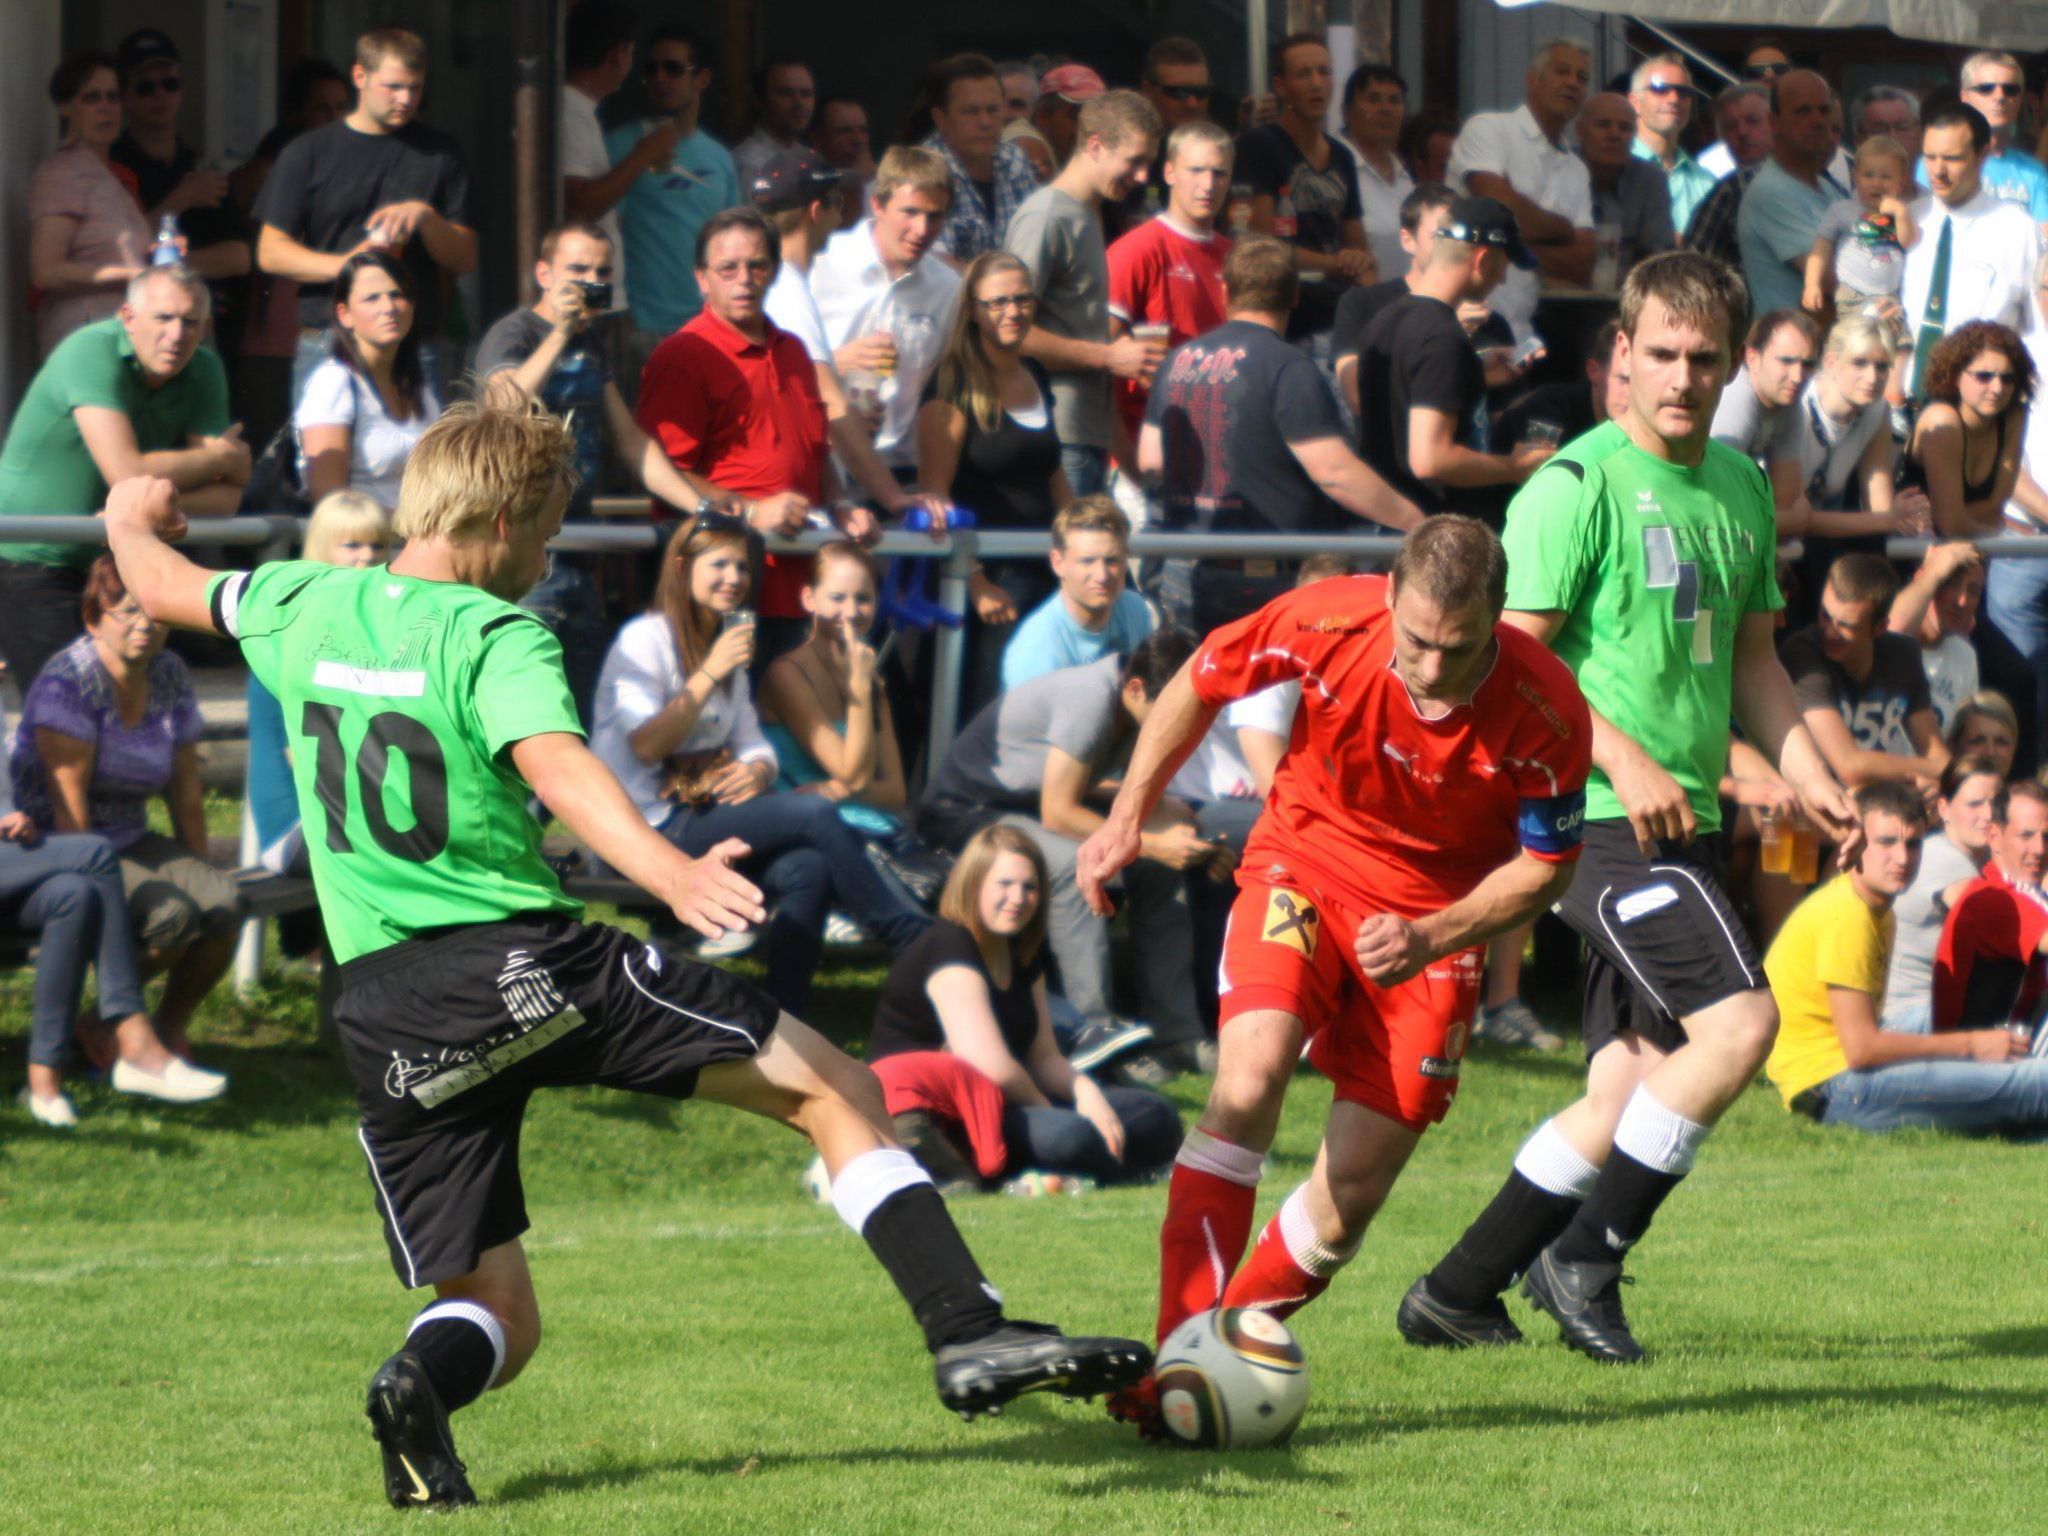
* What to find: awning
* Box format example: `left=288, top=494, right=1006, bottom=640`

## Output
left=1497, top=0, right=2048, bottom=49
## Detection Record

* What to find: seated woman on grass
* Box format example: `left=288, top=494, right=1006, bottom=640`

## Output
left=867, top=823, right=1181, bottom=1185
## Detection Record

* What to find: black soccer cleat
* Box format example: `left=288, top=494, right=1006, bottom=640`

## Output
left=1395, top=1275, right=1525, bottom=1349
left=1520, top=1248, right=1645, bottom=1363
left=935, top=1321, right=1153, bottom=1420
left=366, top=1351, right=477, bottom=1510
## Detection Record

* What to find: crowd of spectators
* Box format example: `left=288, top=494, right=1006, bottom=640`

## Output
left=10, top=10, right=2048, bottom=1155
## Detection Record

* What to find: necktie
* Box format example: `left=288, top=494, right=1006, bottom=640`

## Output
left=1910, top=214, right=1952, bottom=399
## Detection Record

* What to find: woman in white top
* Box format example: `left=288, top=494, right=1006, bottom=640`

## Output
left=1881, top=755, right=2001, bottom=1033
left=1782, top=313, right=1909, bottom=539
left=28, top=52, right=152, bottom=356
left=296, top=250, right=442, bottom=510
left=590, top=514, right=930, bottom=1013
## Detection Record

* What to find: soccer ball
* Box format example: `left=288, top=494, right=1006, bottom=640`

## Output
left=1154, top=1307, right=1309, bottom=1449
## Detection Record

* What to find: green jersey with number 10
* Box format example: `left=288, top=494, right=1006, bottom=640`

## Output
left=208, top=560, right=585, bottom=962
left=1501, top=420, right=1781, bottom=835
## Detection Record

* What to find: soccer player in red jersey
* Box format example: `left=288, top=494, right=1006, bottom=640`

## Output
left=1076, top=517, right=1592, bottom=1424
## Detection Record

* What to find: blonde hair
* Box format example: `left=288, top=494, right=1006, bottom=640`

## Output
left=1825, top=310, right=1897, bottom=363
left=871, top=145, right=951, bottom=210
left=932, top=251, right=1034, bottom=434
left=304, top=490, right=391, bottom=564
left=1051, top=494, right=1129, bottom=552
left=1854, top=133, right=1909, bottom=172
left=1077, top=89, right=1163, bottom=152
left=938, top=823, right=1049, bottom=969
left=394, top=397, right=575, bottom=544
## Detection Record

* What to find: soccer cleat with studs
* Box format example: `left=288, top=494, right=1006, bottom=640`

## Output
left=935, top=1321, right=1152, bottom=1419
left=1520, top=1248, right=1645, bottom=1363
left=366, top=1351, right=477, bottom=1510
left=1395, top=1274, right=1526, bottom=1349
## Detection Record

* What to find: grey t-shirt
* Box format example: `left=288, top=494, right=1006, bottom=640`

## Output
left=1781, top=625, right=1934, bottom=756
left=1710, top=368, right=1802, bottom=467
left=1882, top=831, right=1981, bottom=1025
left=1005, top=185, right=1112, bottom=450
left=1791, top=381, right=1889, bottom=507
left=924, top=654, right=1124, bottom=810
left=1817, top=197, right=1906, bottom=300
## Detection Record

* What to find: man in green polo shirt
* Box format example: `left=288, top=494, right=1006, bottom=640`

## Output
left=0, top=265, right=247, bottom=688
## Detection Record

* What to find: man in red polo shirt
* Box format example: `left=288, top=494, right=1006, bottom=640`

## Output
left=1106, top=119, right=1232, bottom=455
left=1935, top=779, right=2048, bottom=1035
left=637, top=205, right=835, bottom=671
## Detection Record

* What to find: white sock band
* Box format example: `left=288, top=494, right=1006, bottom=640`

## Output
left=410, top=1300, right=507, bottom=1392
left=1277, top=1184, right=1360, bottom=1278
left=830, top=1146, right=934, bottom=1235
left=1613, top=1086, right=1710, bottom=1176
left=1513, top=1119, right=1601, bottom=1199
left=1174, top=1128, right=1265, bottom=1188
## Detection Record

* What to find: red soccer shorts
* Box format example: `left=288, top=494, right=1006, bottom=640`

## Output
left=1216, top=880, right=1481, bottom=1131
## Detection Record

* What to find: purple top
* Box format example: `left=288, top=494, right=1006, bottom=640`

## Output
left=11, top=636, right=202, bottom=850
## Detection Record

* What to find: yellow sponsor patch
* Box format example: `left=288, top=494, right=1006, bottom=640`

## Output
left=1262, top=889, right=1320, bottom=958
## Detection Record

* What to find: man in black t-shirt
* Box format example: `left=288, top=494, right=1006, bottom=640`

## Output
left=1355, top=198, right=1555, bottom=520
left=252, top=26, right=477, bottom=402
left=1138, top=236, right=1420, bottom=631
left=1233, top=34, right=1373, bottom=342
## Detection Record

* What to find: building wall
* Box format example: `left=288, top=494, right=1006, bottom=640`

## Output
left=2, top=7, right=66, bottom=412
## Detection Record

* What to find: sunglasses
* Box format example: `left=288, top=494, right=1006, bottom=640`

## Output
left=1745, top=62, right=1791, bottom=79
left=1967, top=82, right=2024, bottom=98
left=131, top=75, right=182, bottom=97
left=1966, top=368, right=2019, bottom=386
left=1155, top=84, right=1211, bottom=102
left=645, top=58, right=697, bottom=78
left=691, top=510, right=747, bottom=538
left=1638, top=80, right=1690, bottom=96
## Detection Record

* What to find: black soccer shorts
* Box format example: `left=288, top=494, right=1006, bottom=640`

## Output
left=1552, top=818, right=1767, bottom=1059
left=337, top=914, right=781, bottom=1288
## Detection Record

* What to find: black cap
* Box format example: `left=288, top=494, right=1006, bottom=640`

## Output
left=116, top=29, right=182, bottom=79
left=1441, top=196, right=1537, bottom=271
left=751, top=150, right=847, bottom=214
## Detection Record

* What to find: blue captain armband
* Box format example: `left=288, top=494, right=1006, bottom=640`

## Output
left=1518, top=788, right=1586, bottom=857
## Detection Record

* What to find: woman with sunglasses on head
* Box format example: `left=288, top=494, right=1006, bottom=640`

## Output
left=296, top=250, right=442, bottom=512
left=29, top=52, right=153, bottom=356
left=591, top=515, right=931, bottom=1014
left=917, top=251, right=1073, bottom=718
left=1899, top=322, right=2033, bottom=540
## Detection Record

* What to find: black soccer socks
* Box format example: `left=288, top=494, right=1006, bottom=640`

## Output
left=1547, top=1087, right=1707, bottom=1267
left=1426, top=1119, right=1600, bottom=1306
left=402, top=1299, right=505, bottom=1413
left=832, top=1147, right=1006, bottom=1353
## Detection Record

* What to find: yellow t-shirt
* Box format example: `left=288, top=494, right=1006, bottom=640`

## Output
left=1764, top=874, right=1894, bottom=1107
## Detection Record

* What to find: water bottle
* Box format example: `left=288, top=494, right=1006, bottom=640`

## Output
left=1274, top=185, right=1298, bottom=241
left=150, top=214, right=182, bottom=267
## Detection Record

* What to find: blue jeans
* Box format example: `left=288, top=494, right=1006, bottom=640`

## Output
left=1060, top=444, right=1108, bottom=498
left=1816, top=1057, right=2048, bottom=1137
left=1984, top=554, right=2048, bottom=740
left=0, top=833, right=149, bottom=1069
left=661, top=790, right=929, bottom=1014
left=1000, top=1084, right=1183, bottom=1182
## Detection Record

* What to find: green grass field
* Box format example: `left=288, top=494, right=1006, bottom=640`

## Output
left=2, top=938, right=2044, bottom=1536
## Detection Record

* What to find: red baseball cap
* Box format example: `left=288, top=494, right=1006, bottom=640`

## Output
left=1041, top=63, right=1107, bottom=105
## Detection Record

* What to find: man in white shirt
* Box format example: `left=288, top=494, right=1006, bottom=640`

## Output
left=559, top=0, right=673, bottom=315
left=732, top=57, right=817, bottom=192
left=1903, top=98, right=2041, bottom=400
left=810, top=146, right=964, bottom=475
left=1338, top=62, right=1416, bottom=281
left=1888, top=542, right=1985, bottom=728
left=1447, top=37, right=1595, bottom=341
left=751, top=152, right=917, bottom=527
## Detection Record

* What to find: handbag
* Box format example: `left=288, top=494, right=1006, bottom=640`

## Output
left=864, top=828, right=954, bottom=909
left=657, top=747, right=738, bottom=807
left=242, top=417, right=311, bottom=516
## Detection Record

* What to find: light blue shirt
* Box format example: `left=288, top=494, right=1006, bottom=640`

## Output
left=1001, top=589, right=1154, bottom=692
left=602, top=124, right=740, bottom=336
left=1633, top=138, right=1717, bottom=234
left=1912, top=144, right=2048, bottom=223
left=1738, top=158, right=1840, bottom=317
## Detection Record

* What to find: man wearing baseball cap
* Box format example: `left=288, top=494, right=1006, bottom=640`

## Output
left=110, top=30, right=250, bottom=292
left=1353, top=197, right=1557, bottom=522
left=1033, top=62, right=1106, bottom=167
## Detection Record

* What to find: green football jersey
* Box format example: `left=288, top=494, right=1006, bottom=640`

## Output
left=210, top=561, right=584, bottom=961
left=1501, top=420, right=1780, bottom=835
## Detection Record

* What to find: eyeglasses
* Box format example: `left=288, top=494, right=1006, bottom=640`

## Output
left=645, top=58, right=696, bottom=78
left=1967, top=82, right=2025, bottom=98
left=1638, top=80, right=1689, bottom=96
left=131, top=75, right=182, bottom=97
left=1745, top=62, right=1791, bottom=79
left=691, top=510, right=747, bottom=538
left=1155, top=84, right=1211, bottom=102
left=708, top=259, right=774, bottom=279
left=977, top=294, right=1036, bottom=312
left=104, top=603, right=156, bottom=630
left=1966, top=368, right=2019, bottom=385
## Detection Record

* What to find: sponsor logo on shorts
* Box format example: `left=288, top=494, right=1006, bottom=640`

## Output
left=1444, top=1018, right=1470, bottom=1060
left=499, top=950, right=569, bottom=1025
left=1262, top=889, right=1320, bottom=957
left=1418, top=1055, right=1461, bottom=1079
left=405, top=1008, right=589, bottom=1108
left=1615, top=883, right=1680, bottom=924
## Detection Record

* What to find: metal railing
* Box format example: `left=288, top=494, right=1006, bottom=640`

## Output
left=4, top=512, right=2047, bottom=992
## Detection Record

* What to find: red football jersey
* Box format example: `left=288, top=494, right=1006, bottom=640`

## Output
left=1190, top=576, right=1593, bottom=919
left=1107, top=216, right=1230, bottom=451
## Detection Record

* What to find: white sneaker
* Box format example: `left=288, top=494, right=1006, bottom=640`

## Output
left=111, top=1057, right=228, bottom=1104
left=823, top=912, right=865, bottom=948
left=17, top=1086, right=79, bottom=1128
